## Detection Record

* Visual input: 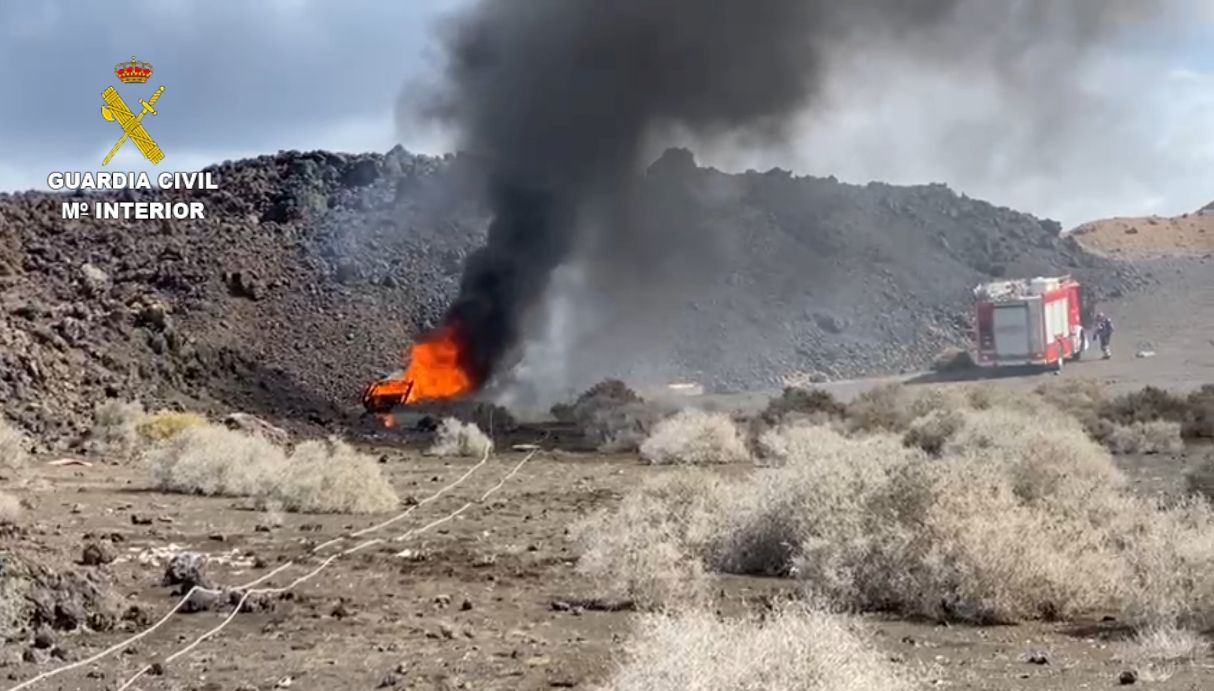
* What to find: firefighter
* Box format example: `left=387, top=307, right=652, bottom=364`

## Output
left=1094, top=312, right=1114, bottom=359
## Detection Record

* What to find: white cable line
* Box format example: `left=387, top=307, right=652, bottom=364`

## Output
left=7, top=443, right=499, bottom=691
left=114, top=448, right=536, bottom=691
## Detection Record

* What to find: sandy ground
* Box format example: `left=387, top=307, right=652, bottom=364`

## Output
left=2, top=261, right=1212, bottom=691
left=1069, top=212, right=1214, bottom=260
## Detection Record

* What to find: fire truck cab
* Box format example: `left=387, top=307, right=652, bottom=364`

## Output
left=974, top=275, right=1087, bottom=370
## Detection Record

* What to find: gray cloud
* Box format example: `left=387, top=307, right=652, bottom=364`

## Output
left=0, top=0, right=468, bottom=187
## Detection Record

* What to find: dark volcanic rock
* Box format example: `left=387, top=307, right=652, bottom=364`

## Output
left=0, top=147, right=1145, bottom=441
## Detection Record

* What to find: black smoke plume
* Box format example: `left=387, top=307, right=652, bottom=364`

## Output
left=415, top=0, right=1160, bottom=390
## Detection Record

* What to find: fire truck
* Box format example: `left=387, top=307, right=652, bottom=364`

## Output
left=973, top=275, right=1088, bottom=370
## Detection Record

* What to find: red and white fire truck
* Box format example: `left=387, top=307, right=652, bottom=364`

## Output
left=973, top=275, right=1088, bottom=370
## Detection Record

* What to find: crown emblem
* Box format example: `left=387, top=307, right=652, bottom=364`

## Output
left=114, top=56, right=153, bottom=84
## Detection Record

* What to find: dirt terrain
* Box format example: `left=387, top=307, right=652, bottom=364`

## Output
left=3, top=439, right=1213, bottom=691
left=1068, top=205, right=1214, bottom=260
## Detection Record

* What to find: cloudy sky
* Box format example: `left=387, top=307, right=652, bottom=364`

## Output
left=1, top=0, right=1210, bottom=228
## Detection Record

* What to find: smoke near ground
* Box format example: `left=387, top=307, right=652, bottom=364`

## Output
left=401, top=0, right=1187, bottom=402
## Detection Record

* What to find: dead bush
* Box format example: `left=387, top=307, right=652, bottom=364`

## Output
left=148, top=424, right=398, bottom=514
left=1116, top=626, right=1206, bottom=665
left=727, top=425, right=915, bottom=577
left=138, top=410, right=207, bottom=444
left=587, top=383, right=1214, bottom=626
left=572, top=473, right=722, bottom=609
left=759, top=387, right=846, bottom=426
left=1186, top=451, right=1214, bottom=502
left=0, top=418, right=29, bottom=474
left=1118, top=497, right=1214, bottom=631
left=147, top=424, right=288, bottom=498
left=427, top=418, right=493, bottom=458
left=89, top=399, right=146, bottom=460
left=902, top=408, right=965, bottom=455
left=639, top=409, right=750, bottom=465
left=1102, top=386, right=1191, bottom=427
left=1185, top=385, right=1214, bottom=438
left=272, top=438, right=399, bottom=514
left=931, top=347, right=976, bottom=372
left=0, top=492, right=20, bottom=525
left=555, top=380, right=662, bottom=451
left=1106, top=421, right=1184, bottom=454
left=597, top=604, right=914, bottom=691
left=845, top=384, right=968, bottom=434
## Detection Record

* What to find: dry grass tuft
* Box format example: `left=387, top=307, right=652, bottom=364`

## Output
left=427, top=418, right=493, bottom=458
left=89, top=399, right=146, bottom=460
left=1106, top=421, right=1184, bottom=454
left=597, top=603, right=915, bottom=691
left=148, top=424, right=398, bottom=514
left=0, top=492, right=20, bottom=525
left=138, top=410, right=208, bottom=444
left=572, top=473, right=721, bottom=609
left=1117, top=626, right=1206, bottom=664
left=0, top=419, right=30, bottom=474
left=273, top=438, right=399, bottom=514
left=147, top=424, right=287, bottom=498
left=640, top=409, right=750, bottom=465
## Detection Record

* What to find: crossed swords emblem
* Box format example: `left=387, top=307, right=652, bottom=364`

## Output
left=100, top=85, right=166, bottom=166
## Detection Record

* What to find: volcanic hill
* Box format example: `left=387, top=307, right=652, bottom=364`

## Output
left=0, top=147, right=1149, bottom=446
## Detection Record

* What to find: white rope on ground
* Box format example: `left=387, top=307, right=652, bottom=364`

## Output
left=6, top=445, right=496, bottom=691
left=113, top=447, right=538, bottom=691
left=393, top=451, right=533, bottom=551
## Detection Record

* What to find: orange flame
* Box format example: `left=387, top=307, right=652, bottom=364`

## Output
left=400, top=323, right=475, bottom=403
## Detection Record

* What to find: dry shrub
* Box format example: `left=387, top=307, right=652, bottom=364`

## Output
left=1106, top=421, right=1184, bottom=454
left=572, top=473, right=722, bottom=609
left=931, top=346, right=976, bottom=372
left=1100, top=385, right=1214, bottom=440
left=427, top=418, right=493, bottom=458
left=0, top=492, right=20, bottom=525
left=1117, top=626, right=1206, bottom=664
left=273, top=438, right=399, bottom=514
left=148, top=425, right=398, bottom=514
left=89, top=399, right=146, bottom=460
left=902, top=408, right=965, bottom=454
left=138, top=410, right=207, bottom=444
left=1117, top=498, right=1214, bottom=631
left=727, top=426, right=914, bottom=577
left=598, top=604, right=914, bottom=691
left=0, top=418, right=29, bottom=474
left=759, top=387, right=846, bottom=426
left=555, top=380, right=663, bottom=451
left=640, top=409, right=750, bottom=465
left=1186, top=451, right=1214, bottom=502
left=1113, top=626, right=1206, bottom=684
left=591, top=397, right=1214, bottom=627
left=845, top=384, right=969, bottom=434
left=147, top=424, right=287, bottom=497
left=1186, top=385, right=1214, bottom=438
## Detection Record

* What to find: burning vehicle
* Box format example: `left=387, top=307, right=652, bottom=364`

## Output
left=361, top=324, right=477, bottom=416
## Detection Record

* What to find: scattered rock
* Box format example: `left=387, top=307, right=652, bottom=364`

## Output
left=1026, top=652, right=1049, bottom=665
left=163, top=552, right=213, bottom=591
left=1119, top=669, right=1138, bottom=685
left=80, top=541, right=116, bottom=566
left=221, top=412, right=289, bottom=446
